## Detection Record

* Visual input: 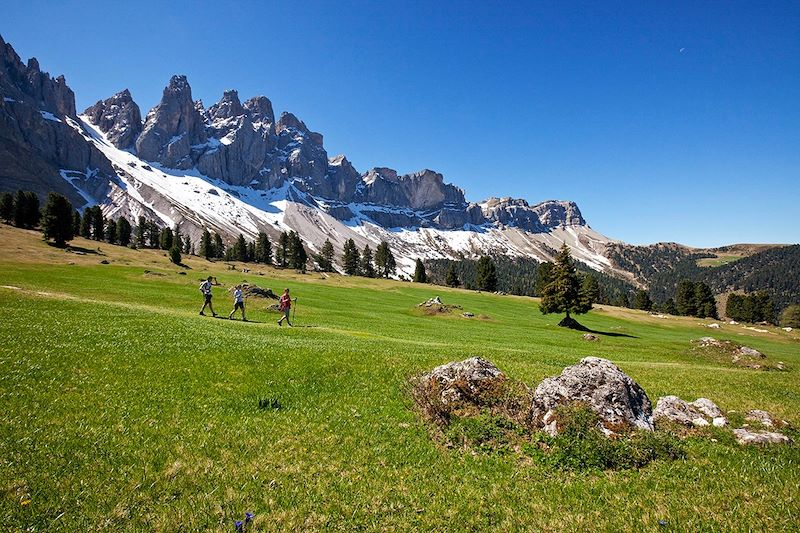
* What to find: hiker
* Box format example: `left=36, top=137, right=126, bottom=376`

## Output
left=229, top=284, right=246, bottom=321
left=277, top=288, right=293, bottom=327
left=199, top=276, right=217, bottom=317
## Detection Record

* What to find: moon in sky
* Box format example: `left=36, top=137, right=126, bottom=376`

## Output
left=679, top=47, right=686, bottom=53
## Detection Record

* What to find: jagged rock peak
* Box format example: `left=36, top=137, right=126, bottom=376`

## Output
left=83, top=89, right=142, bottom=149
left=277, top=111, right=323, bottom=146
left=208, top=89, right=244, bottom=121
left=243, top=96, right=275, bottom=126
left=135, top=74, right=207, bottom=169
left=0, top=34, right=76, bottom=117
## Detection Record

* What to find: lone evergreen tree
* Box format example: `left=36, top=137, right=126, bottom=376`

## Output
left=183, top=235, right=192, bottom=255
left=318, top=239, right=335, bottom=272
left=169, top=245, right=182, bottom=265
left=135, top=216, right=147, bottom=247
left=235, top=233, right=248, bottom=262
left=91, top=206, right=105, bottom=241
left=374, top=241, right=396, bottom=278
left=117, top=217, right=132, bottom=247
left=276, top=232, right=289, bottom=267
left=41, top=192, right=74, bottom=247
left=213, top=233, right=225, bottom=258
left=147, top=221, right=160, bottom=249
left=675, top=280, right=697, bottom=316
left=1, top=192, right=14, bottom=223
left=72, top=210, right=81, bottom=236
left=413, top=259, right=427, bottom=283
left=288, top=232, right=308, bottom=272
left=255, top=232, right=272, bottom=264
left=539, top=244, right=591, bottom=327
left=159, top=227, right=174, bottom=250
left=581, top=274, right=600, bottom=306
left=445, top=263, right=460, bottom=287
left=200, top=229, right=214, bottom=259
left=105, top=218, right=117, bottom=244
left=342, top=239, right=360, bottom=275
left=81, top=210, right=93, bottom=239
left=475, top=256, right=497, bottom=292
left=360, top=245, right=375, bottom=278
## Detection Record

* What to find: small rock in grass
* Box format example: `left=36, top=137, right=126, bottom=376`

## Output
left=419, top=357, right=506, bottom=406
left=712, top=417, right=727, bottom=427
left=691, top=418, right=710, bottom=427
left=733, top=428, right=791, bottom=445
left=462, top=312, right=474, bottom=318
left=691, top=398, right=724, bottom=419
left=582, top=333, right=599, bottom=341
left=745, top=409, right=776, bottom=427
left=707, top=323, right=720, bottom=329
left=100, top=259, right=109, bottom=264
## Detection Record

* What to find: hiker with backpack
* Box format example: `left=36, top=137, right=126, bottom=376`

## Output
left=199, top=276, right=218, bottom=317
left=277, top=288, right=293, bottom=327
left=229, top=284, right=246, bottom=321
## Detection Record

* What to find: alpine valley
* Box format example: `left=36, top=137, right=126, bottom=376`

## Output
left=0, top=35, right=790, bottom=286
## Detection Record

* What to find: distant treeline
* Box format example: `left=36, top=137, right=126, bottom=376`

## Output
left=424, top=256, right=637, bottom=305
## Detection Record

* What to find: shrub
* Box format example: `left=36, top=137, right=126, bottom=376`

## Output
left=169, top=246, right=182, bottom=265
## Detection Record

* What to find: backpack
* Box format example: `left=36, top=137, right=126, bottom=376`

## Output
left=199, top=280, right=209, bottom=293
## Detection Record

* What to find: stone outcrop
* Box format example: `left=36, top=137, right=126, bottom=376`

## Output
left=0, top=34, right=114, bottom=207
left=418, top=357, right=506, bottom=406
left=733, top=428, right=791, bottom=445
left=530, top=357, right=653, bottom=435
left=653, top=396, right=727, bottom=427
left=481, top=197, right=585, bottom=231
left=135, top=75, right=207, bottom=168
left=83, top=89, right=142, bottom=148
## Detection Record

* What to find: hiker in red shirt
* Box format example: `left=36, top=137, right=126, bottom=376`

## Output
left=277, top=288, right=293, bottom=327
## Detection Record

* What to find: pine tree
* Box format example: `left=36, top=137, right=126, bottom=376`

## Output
left=213, top=233, right=225, bottom=258
left=147, top=222, right=160, bottom=249
left=539, top=244, right=590, bottom=326
left=781, top=304, right=800, bottom=328
left=255, top=232, right=272, bottom=264
left=287, top=232, right=307, bottom=271
left=318, top=239, right=335, bottom=272
left=169, top=245, right=182, bottom=265
left=105, top=218, right=117, bottom=244
left=614, top=293, right=631, bottom=308
left=445, top=263, right=460, bottom=287
left=91, top=206, right=105, bottom=241
left=72, top=210, right=81, bottom=236
left=200, top=230, right=214, bottom=259
left=535, top=262, right=554, bottom=295
left=117, top=217, right=132, bottom=247
left=41, top=192, right=74, bottom=247
left=135, top=216, right=147, bottom=248
left=276, top=232, right=289, bottom=267
left=183, top=235, right=192, bottom=255
left=247, top=241, right=256, bottom=262
left=413, top=259, right=427, bottom=283
left=159, top=227, right=174, bottom=250
left=360, top=245, right=374, bottom=278
left=375, top=241, right=396, bottom=278
left=475, top=256, right=497, bottom=292
left=663, top=298, right=678, bottom=315
left=342, top=239, right=360, bottom=275
left=633, top=289, right=653, bottom=311
left=693, top=282, right=717, bottom=319
left=581, top=274, right=600, bottom=305
left=0, top=192, right=14, bottom=223
left=675, top=280, right=697, bottom=316
left=13, top=191, right=41, bottom=228
left=81, top=210, right=93, bottom=239
left=173, top=226, right=183, bottom=253
left=235, top=234, right=248, bottom=261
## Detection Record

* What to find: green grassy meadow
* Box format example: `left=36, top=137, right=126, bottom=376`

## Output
left=1, top=225, right=799, bottom=531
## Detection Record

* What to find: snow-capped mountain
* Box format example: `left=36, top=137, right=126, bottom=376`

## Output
left=0, top=34, right=620, bottom=276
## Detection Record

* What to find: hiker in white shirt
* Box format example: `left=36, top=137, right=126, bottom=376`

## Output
left=229, top=285, right=246, bottom=321
left=199, top=276, right=218, bottom=317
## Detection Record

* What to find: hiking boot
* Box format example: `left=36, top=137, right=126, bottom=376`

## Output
left=213, top=313, right=218, bottom=317
left=199, top=312, right=205, bottom=316
left=277, top=320, right=282, bottom=326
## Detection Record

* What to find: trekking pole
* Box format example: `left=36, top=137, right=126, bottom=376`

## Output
left=292, top=297, right=298, bottom=323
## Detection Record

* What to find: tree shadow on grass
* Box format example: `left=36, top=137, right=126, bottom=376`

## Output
left=54, top=243, right=105, bottom=255
left=558, top=316, right=638, bottom=339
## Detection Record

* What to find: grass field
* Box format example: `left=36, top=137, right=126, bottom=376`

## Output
left=1, top=225, right=799, bottom=531
left=696, top=254, right=743, bottom=267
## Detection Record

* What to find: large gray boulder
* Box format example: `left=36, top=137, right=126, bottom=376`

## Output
left=531, top=357, right=653, bottom=435
left=419, top=357, right=506, bottom=406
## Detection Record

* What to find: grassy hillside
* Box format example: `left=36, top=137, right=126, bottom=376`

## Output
left=1, top=225, right=799, bottom=531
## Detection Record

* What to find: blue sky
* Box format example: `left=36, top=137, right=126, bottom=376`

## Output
left=3, top=1, right=799, bottom=246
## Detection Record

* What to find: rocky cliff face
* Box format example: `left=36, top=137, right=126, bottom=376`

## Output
left=83, top=89, right=142, bottom=149
left=0, top=34, right=115, bottom=206
left=481, top=197, right=585, bottom=231
left=135, top=75, right=207, bottom=168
